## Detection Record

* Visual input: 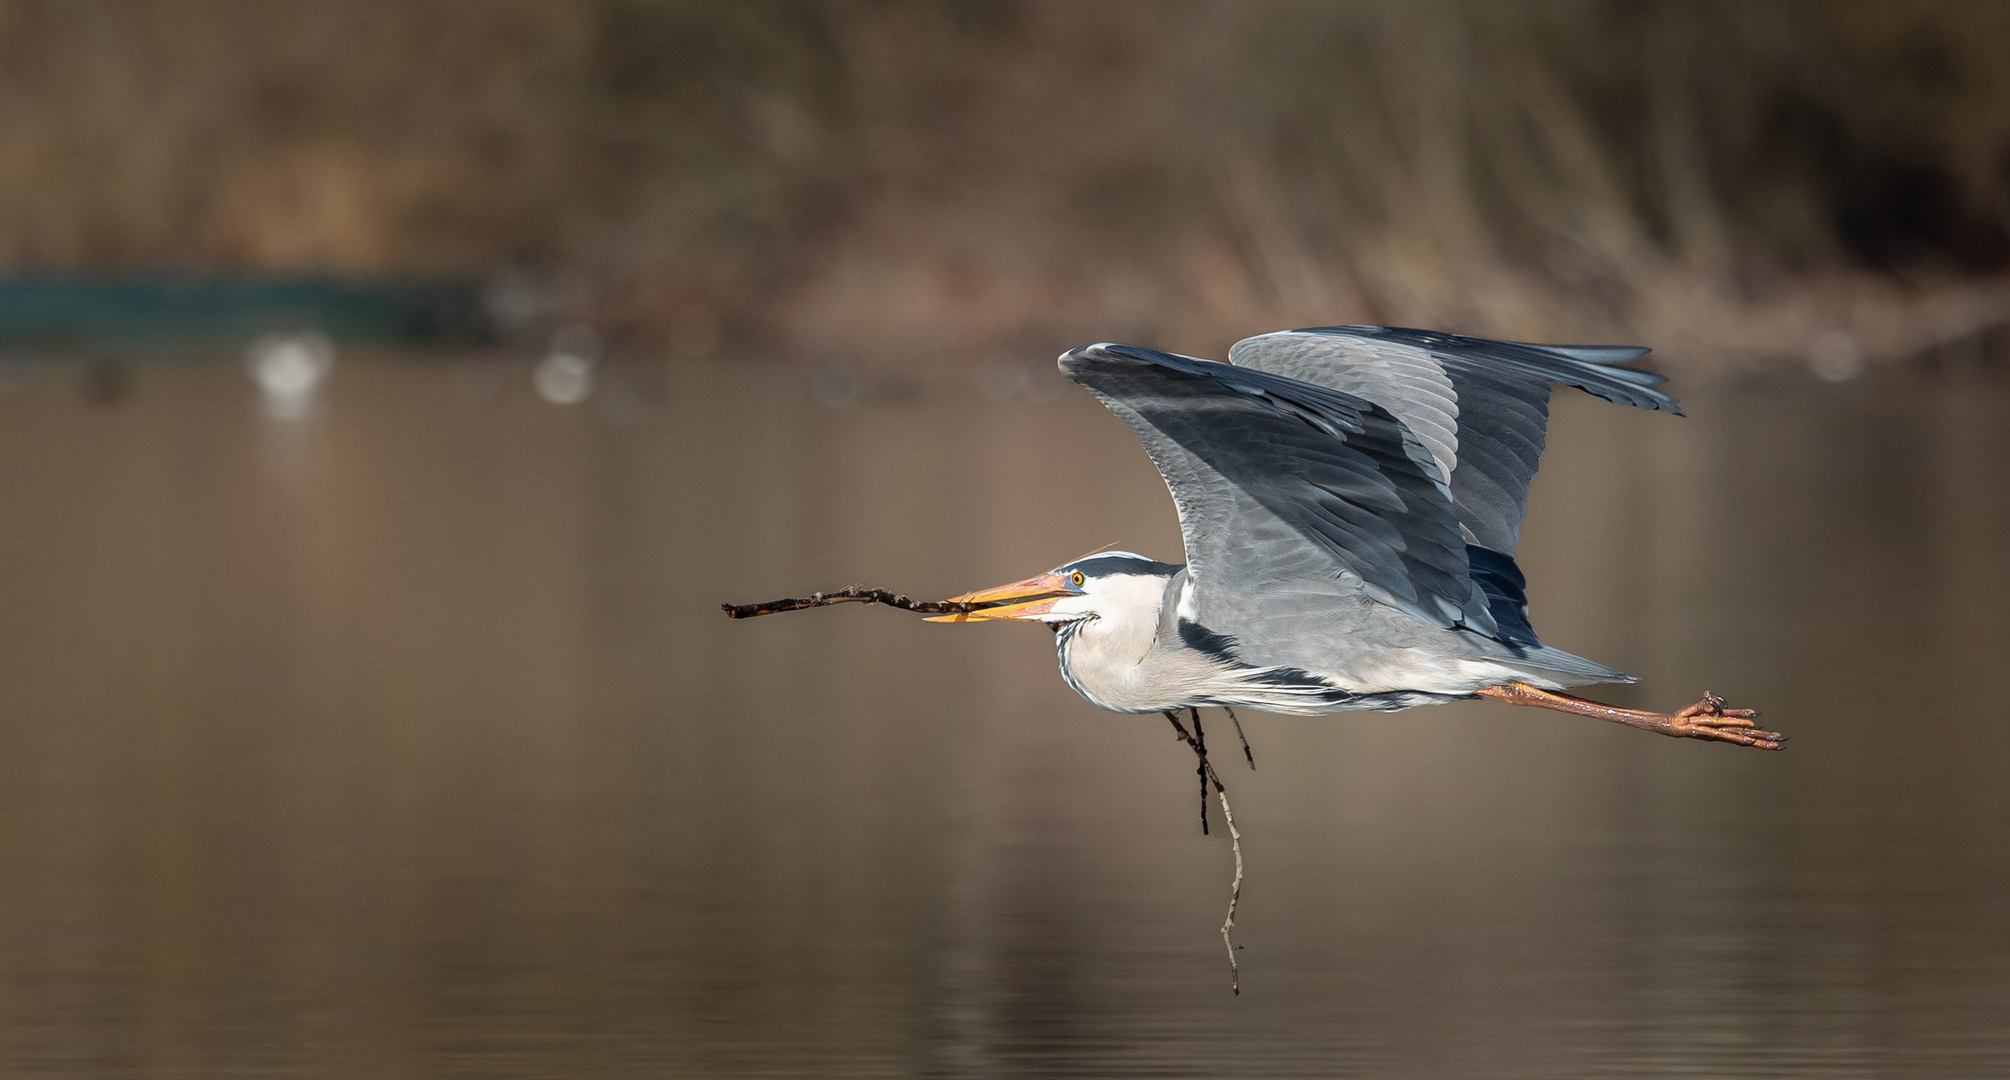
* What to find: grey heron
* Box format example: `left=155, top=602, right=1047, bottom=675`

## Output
left=930, top=326, right=1782, bottom=751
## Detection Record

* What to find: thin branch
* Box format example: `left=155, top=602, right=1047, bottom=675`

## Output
left=1191, top=707, right=1210, bottom=834
left=721, top=586, right=980, bottom=619
left=1165, top=710, right=1221, bottom=834
left=1165, top=708, right=1243, bottom=995
left=1216, top=783, right=1243, bottom=996
left=1225, top=705, right=1254, bottom=769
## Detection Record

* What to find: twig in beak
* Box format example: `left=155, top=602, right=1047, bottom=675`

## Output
left=721, top=587, right=977, bottom=619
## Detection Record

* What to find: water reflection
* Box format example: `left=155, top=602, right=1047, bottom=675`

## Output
left=246, top=332, right=335, bottom=420
left=0, top=359, right=2003, bottom=1077
left=532, top=324, right=601, bottom=406
left=0, top=352, right=40, bottom=393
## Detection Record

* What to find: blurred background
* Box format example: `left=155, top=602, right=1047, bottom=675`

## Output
left=4, top=0, right=2010, bottom=367
left=1, top=2, right=2008, bottom=1077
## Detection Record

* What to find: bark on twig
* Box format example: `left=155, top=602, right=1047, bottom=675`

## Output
left=1226, top=706, right=1255, bottom=769
left=1216, top=783, right=1243, bottom=996
left=722, top=587, right=979, bottom=619
left=1166, top=708, right=1244, bottom=995
left=1192, top=707, right=1211, bottom=834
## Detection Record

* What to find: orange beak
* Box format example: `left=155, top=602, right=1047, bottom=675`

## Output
left=924, top=571, right=1076, bottom=622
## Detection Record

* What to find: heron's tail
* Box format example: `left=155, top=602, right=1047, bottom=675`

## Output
left=1506, top=645, right=1635, bottom=688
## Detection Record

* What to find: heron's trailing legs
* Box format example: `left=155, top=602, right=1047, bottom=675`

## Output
left=1162, top=708, right=1245, bottom=995
left=1478, top=682, right=1786, bottom=750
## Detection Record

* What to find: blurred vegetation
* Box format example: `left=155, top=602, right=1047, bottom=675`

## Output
left=3, top=0, right=2009, bottom=368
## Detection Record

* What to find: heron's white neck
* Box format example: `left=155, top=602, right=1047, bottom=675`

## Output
left=1054, top=570, right=1181, bottom=713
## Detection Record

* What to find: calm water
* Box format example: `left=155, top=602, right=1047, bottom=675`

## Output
left=0, top=357, right=2005, bottom=1078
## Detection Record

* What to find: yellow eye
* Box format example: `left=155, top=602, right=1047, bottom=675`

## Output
left=1070, top=572, right=1085, bottom=588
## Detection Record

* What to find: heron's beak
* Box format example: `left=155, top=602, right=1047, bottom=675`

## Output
left=924, top=572, right=1075, bottom=622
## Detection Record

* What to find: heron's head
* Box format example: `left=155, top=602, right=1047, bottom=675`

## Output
left=926, top=551, right=1178, bottom=625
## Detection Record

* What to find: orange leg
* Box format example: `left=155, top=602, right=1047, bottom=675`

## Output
left=1476, top=682, right=1785, bottom=750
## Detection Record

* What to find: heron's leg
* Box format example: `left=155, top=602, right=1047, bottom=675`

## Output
left=1477, top=682, right=1785, bottom=750
left=1224, top=707, right=1255, bottom=769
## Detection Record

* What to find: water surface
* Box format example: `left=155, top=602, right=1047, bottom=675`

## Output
left=0, top=358, right=2004, bottom=1077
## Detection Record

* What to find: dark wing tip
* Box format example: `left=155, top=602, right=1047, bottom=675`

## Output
left=1057, top=342, right=1110, bottom=370
left=1059, top=341, right=1189, bottom=376
left=1545, top=344, right=1652, bottom=365
left=1288, top=324, right=1684, bottom=415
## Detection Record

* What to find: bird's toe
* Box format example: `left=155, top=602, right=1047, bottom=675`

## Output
left=1679, top=720, right=1786, bottom=750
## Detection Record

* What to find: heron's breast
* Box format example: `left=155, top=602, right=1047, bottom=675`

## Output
left=1054, top=620, right=1186, bottom=713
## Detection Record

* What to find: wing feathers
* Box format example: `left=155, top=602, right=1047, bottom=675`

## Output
left=1062, top=326, right=1679, bottom=656
left=1229, top=325, right=1679, bottom=554
left=1061, top=343, right=1494, bottom=636
left=1545, top=344, right=1653, bottom=365
left=1288, top=325, right=1681, bottom=413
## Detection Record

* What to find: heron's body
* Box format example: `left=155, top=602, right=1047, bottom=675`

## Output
left=1046, top=556, right=1617, bottom=715
left=938, top=325, right=1781, bottom=749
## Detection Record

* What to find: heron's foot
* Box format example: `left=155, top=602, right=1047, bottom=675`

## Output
left=1663, top=692, right=1784, bottom=750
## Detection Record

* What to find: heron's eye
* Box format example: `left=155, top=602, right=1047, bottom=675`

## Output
left=1070, top=572, right=1085, bottom=588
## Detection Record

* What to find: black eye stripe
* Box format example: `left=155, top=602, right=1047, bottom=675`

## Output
left=1055, top=553, right=1182, bottom=579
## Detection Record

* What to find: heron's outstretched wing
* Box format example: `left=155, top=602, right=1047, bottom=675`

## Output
left=1227, top=325, right=1679, bottom=556
left=1059, top=342, right=1497, bottom=637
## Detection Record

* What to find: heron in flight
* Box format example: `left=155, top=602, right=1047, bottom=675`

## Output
left=931, top=326, right=1781, bottom=750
